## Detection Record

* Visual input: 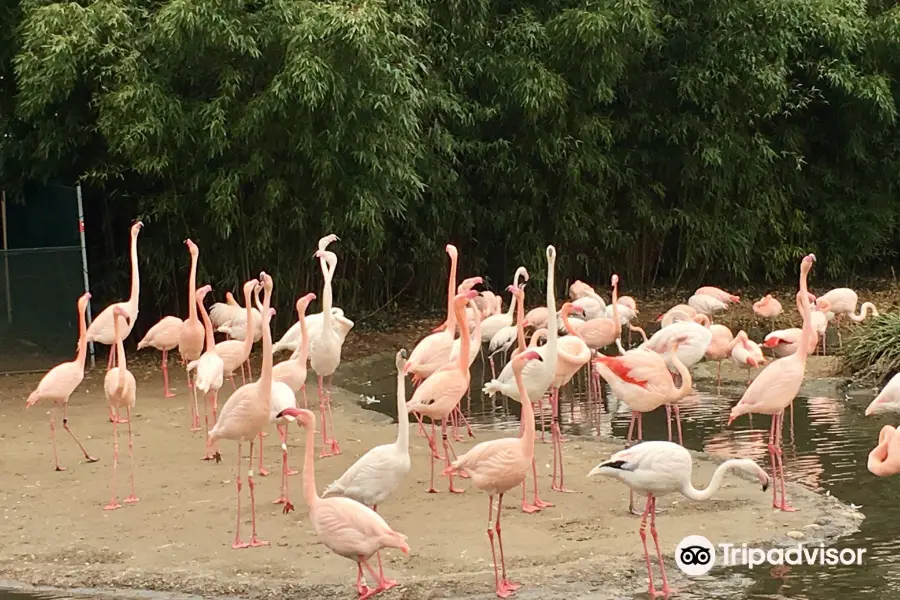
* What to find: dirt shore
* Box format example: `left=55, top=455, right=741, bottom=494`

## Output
left=0, top=358, right=862, bottom=600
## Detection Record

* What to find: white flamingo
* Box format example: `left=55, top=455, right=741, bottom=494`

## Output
left=188, top=285, right=224, bottom=461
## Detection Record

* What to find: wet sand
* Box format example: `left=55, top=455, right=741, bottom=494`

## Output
left=0, top=356, right=861, bottom=599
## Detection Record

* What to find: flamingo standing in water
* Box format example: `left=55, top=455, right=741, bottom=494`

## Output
left=728, top=253, right=816, bottom=512
left=407, top=291, right=479, bottom=493
left=102, top=306, right=139, bottom=510
left=868, top=426, right=900, bottom=476
left=188, top=285, right=225, bottom=460
left=207, top=272, right=276, bottom=549
left=215, top=280, right=260, bottom=389
left=704, top=324, right=743, bottom=387
left=481, top=267, right=529, bottom=376
left=281, top=406, right=409, bottom=599
left=322, top=349, right=412, bottom=590
left=137, top=315, right=182, bottom=398
left=446, top=349, right=543, bottom=598
left=178, top=240, right=205, bottom=432
left=85, top=221, right=142, bottom=423
left=587, top=441, right=769, bottom=598
left=309, top=242, right=347, bottom=457
left=26, top=293, right=98, bottom=471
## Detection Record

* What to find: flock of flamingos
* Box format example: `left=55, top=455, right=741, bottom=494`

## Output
left=22, top=221, right=900, bottom=599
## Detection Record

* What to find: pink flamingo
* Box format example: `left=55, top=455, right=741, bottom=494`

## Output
left=481, top=268, right=529, bottom=376
left=868, top=425, right=900, bottom=476
left=656, top=304, right=696, bottom=325
left=728, top=253, right=816, bottom=512
left=85, top=221, right=142, bottom=424
left=26, top=293, right=98, bottom=471
left=730, top=331, right=766, bottom=384
left=434, top=276, right=484, bottom=332
left=102, top=306, right=139, bottom=510
left=178, top=239, right=205, bottom=432
left=207, top=272, right=276, bottom=549
left=406, top=245, right=460, bottom=383
left=407, top=290, right=479, bottom=493
left=548, top=302, right=590, bottom=493
left=209, top=291, right=243, bottom=329
left=695, top=286, right=740, bottom=304
left=445, top=349, right=543, bottom=598
left=864, top=373, right=900, bottom=416
left=214, top=280, right=260, bottom=390
left=216, top=285, right=264, bottom=383
left=753, top=294, right=783, bottom=327
left=594, top=336, right=691, bottom=512
left=816, top=288, right=879, bottom=349
left=282, top=407, right=410, bottom=599
left=266, top=322, right=300, bottom=512
left=588, top=441, right=769, bottom=598
left=309, top=245, right=346, bottom=457
left=321, top=349, right=411, bottom=589
left=137, top=315, right=183, bottom=398
left=704, top=324, right=742, bottom=387
left=188, top=284, right=225, bottom=460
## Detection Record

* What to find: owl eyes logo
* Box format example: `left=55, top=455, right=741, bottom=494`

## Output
left=676, top=535, right=716, bottom=576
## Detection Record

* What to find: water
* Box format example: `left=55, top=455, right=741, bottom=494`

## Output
left=341, top=351, right=900, bottom=600
left=4, top=353, right=898, bottom=600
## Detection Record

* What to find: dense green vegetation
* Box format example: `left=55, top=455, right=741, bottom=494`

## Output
left=2, top=0, right=900, bottom=326
left=843, top=313, right=900, bottom=383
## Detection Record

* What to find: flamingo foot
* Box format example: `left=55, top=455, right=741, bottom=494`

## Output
left=358, top=586, right=380, bottom=600
left=458, top=471, right=470, bottom=479
left=449, top=485, right=465, bottom=494
left=551, top=484, right=576, bottom=493
left=259, top=466, right=271, bottom=477
left=654, top=586, right=677, bottom=597
left=495, top=586, right=514, bottom=599
left=190, top=424, right=202, bottom=432
left=778, top=502, right=798, bottom=512
left=164, top=391, right=176, bottom=398
left=55, top=466, right=67, bottom=472
left=273, top=496, right=287, bottom=504
left=453, top=434, right=464, bottom=443
left=501, top=580, right=522, bottom=592
left=85, top=455, right=99, bottom=463
left=282, top=501, right=294, bottom=514
left=533, top=498, right=554, bottom=508
left=249, top=537, right=270, bottom=547
left=426, top=487, right=438, bottom=494
left=104, top=501, right=122, bottom=511
left=287, top=468, right=299, bottom=476
left=319, top=448, right=335, bottom=458
left=329, top=440, right=341, bottom=455
left=202, top=453, right=215, bottom=461
left=521, top=503, right=542, bottom=514
left=379, top=579, right=399, bottom=591
left=232, top=541, right=250, bottom=550
left=123, top=495, right=139, bottom=504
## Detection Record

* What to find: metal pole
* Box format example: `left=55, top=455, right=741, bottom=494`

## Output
left=76, top=184, right=95, bottom=368
left=1, top=190, right=11, bottom=324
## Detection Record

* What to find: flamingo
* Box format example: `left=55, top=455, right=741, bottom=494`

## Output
left=816, top=288, right=878, bottom=348
left=272, top=307, right=351, bottom=355
left=137, top=315, right=183, bottom=398
left=309, top=242, right=347, bottom=457
left=864, top=373, right=900, bottom=416
left=587, top=441, right=769, bottom=598
left=102, top=305, right=139, bottom=510
left=728, top=253, right=816, bottom=512
left=656, top=304, right=697, bottom=326
left=547, top=303, right=590, bottom=493
left=178, top=239, right=205, bottom=432
left=407, top=290, right=479, bottom=493
left=207, top=271, right=276, bottom=549
left=753, top=294, right=783, bottom=328
left=695, top=286, right=740, bottom=304
left=704, top=324, right=742, bottom=387
left=266, top=321, right=300, bottom=512
left=214, top=280, right=260, bottom=389
left=25, top=293, right=98, bottom=471
left=216, top=286, right=263, bottom=343
left=209, top=292, right=245, bottom=329
left=641, top=313, right=712, bottom=377
left=279, top=407, right=409, bottom=599
left=445, top=349, right=543, bottom=598
left=85, top=221, right=141, bottom=423
left=688, top=293, right=727, bottom=320
left=480, top=268, right=529, bottom=346
left=730, top=330, right=766, bottom=385
left=405, top=245, right=460, bottom=382
left=810, top=299, right=831, bottom=355
left=868, top=425, right=900, bottom=476
left=763, top=326, right=818, bottom=358
left=322, top=349, right=412, bottom=590
left=188, top=284, right=224, bottom=460
left=448, top=296, right=482, bottom=439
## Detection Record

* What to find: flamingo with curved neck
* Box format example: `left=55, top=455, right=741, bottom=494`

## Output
left=310, top=248, right=344, bottom=457
left=178, top=239, right=205, bottom=432
left=405, top=245, right=459, bottom=383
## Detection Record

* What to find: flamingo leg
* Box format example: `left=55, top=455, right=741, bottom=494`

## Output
left=189, top=370, right=201, bottom=431
left=638, top=493, right=658, bottom=597
left=232, top=441, right=249, bottom=549
left=550, top=388, right=574, bottom=493
left=674, top=405, right=684, bottom=446
left=457, top=407, right=475, bottom=438
left=201, top=391, right=213, bottom=460
left=649, top=495, right=673, bottom=596
left=495, top=493, right=521, bottom=595
left=538, top=394, right=548, bottom=443
left=317, top=375, right=334, bottom=458
left=768, top=414, right=779, bottom=508
left=325, top=375, right=340, bottom=455
left=231, top=374, right=238, bottom=390
left=665, top=405, right=673, bottom=442
left=776, top=412, right=796, bottom=512
left=285, top=422, right=299, bottom=476
left=629, top=413, right=644, bottom=515
left=245, top=358, right=253, bottom=381
left=123, top=406, right=139, bottom=503
left=442, top=419, right=465, bottom=493
left=247, top=440, right=269, bottom=547
left=256, top=431, right=271, bottom=476
left=426, top=435, right=438, bottom=494
left=716, top=361, right=722, bottom=388
left=626, top=411, right=637, bottom=446
left=359, top=557, right=391, bottom=600
left=273, top=425, right=292, bottom=510
left=104, top=410, right=122, bottom=510
left=49, top=406, right=64, bottom=471
left=486, top=495, right=504, bottom=598
left=356, top=562, right=371, bottom=598
left=450, top=407, right=462, bottom=442
left=62, top=403, right=98, bottom=463
left=422, top=418, right=442, bottom=460
left=300, top=384, right=308, bottom=409
left=371, top=505, right=399, bottom=590
left=162, top=350, right=175, bottom=398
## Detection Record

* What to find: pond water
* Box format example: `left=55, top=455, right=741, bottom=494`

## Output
left=340, top=351, right=899, bottom=600
left=3, top=350, right=898, bottom=600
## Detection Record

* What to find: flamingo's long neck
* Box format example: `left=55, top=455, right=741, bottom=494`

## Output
left=456, top=300, right=470, bottom=375
left=321, top=260, right=334, bottom=331
left=113, top=313, right=126, bottom=391
left=514, top=293, right=526, bottom=353
left=187, top=251, right=198, bottom=321
left=796, top=264, right=813, bottom=362
left=198, top=295, right=216, bottom=351
left=395, top=364, right=409, bottom=450
left=680, top=459, right=756, bottom=501
left=506, top=268, right=525, bottom=318
left=303, top=413, right=319, bottom=509
left=128, top=232, right=140, bottom=314
left=544, top=255, right=558, bottom=364
left=445, top=252, right=458, bottom=337
left=516, top=368, right=535, bottom=455
left=259, top=288, right=274, bottom=394
left=611, top=280, right=621, bottom=339
left=75, top=300, right=88, bottom=367
left=297, top=302, right=310, bottom=365
left=670, top=347, right=692, bottom=400
left=241, top=285, right=254, bottom=356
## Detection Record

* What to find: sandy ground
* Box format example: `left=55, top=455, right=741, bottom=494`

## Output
left=0, top=358, right=862, bottom=600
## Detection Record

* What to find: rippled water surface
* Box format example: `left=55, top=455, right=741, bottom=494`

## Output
left=4, top=350, right=898, bottom=600
left=341, top=351, right=899, bottom=600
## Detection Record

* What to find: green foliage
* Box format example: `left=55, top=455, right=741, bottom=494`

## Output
left=2, top=0, right=900, bottom=328
left=841, top=313, right=900, bottom=382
